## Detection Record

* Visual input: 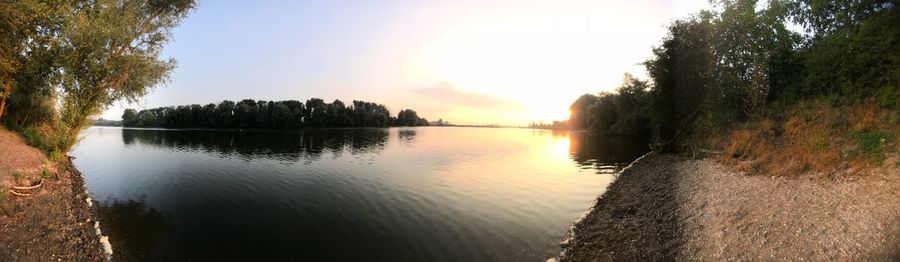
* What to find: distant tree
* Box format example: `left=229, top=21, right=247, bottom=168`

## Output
left=282, top=100, right=304, bottom=128
left=569, top=94, right=598, bottom=130
left=304, top=98, right=326, bottom=127
left=255, top=100, right=269, bottom=128
left=397, top=109, right=424, bottom=126
left=122, top=97, right=431, bottom=129
left=216, top=100, right=236, bottom=128
left=189, top=104, right=202, bottom=127
left=234, top=99, right=257, bottom=128
left=122, top=109, right=137, bottom=127
left=270, top=102, right=292, bottom=129
left=201, top=103, right=217, bottom=127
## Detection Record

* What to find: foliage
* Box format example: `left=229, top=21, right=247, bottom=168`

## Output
left=571, top=0, right=898, bottom=157
left=0, top=0, right=63, bottom=124
left=40, top=167, right=54, bottom=180
left=0, top=0, right=196, bottom=156
left=52, top=0, right=195, bottom=152
left=122, top=98, right=429, bottom=129
left=528, top=121, right=569, bottom=130
left=568, top=94, right=598, bottom=130
left=585, top=74, right=652, bottom=137
left=795, top=3, right=899, bottom=107
left=852, top=130, right=895, bottom=162
left=396, top=109, right=429, bottom=126
left=15, top=124, right=69, bottom=160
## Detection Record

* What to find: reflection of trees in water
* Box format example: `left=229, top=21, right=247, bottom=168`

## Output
left=397, top=129, right=416, bottom=142
left=568, top=132, right=650, bottom=169
left=96, top=200, right=170, bottom=261
left=122, top=129, right=389, bottom=161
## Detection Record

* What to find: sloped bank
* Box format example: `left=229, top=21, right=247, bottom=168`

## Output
left=556, top=153, right=682, bottom=261
left=554, top=153, right=900, bottom=261
left=0, top=128, right=106, bottom=261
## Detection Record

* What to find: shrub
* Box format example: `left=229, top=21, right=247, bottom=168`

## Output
left=15, top=124, right=72, bottom=161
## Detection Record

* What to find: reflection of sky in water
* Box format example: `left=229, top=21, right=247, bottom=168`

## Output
left=71, top=126, right=647, bottom=261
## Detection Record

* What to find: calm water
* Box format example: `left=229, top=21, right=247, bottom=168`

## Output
left=71, top=126, right=647, bottom=261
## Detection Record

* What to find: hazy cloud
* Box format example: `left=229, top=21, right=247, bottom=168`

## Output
left=413, top=82, right=525, bottom=111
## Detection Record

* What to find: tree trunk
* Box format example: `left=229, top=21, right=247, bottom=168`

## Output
left=0, top=98, right=6, bottom=119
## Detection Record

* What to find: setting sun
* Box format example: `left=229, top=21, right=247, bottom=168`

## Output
left=406, top=2, right=665, bottom=124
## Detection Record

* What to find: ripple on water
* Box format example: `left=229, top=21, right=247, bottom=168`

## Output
left=71, top=127, right=649, bottom=261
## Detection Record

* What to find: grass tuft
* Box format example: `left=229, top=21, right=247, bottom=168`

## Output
left=12, top=171, right=23, bottom=182
left=40, top=167, right=55, bottom=180
left=852, top=130, right=894, bottom=162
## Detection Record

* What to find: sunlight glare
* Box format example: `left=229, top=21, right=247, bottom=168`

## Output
left=552, top=137, right=571, bottom=160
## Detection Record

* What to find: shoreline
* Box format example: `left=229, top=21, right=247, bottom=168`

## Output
left=64, top=157, right=114, bottom=259
left=556, top=153, right=900, bottom=261
left=557, top=154, right=682, bottom=261
left=0, top=128, right=106, bottom=261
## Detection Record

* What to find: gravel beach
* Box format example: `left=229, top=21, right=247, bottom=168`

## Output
left=558, top=153, right=900, bottom=261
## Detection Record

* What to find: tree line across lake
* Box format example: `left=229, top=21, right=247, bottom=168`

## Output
left=122, top=99, right=429, bottom=129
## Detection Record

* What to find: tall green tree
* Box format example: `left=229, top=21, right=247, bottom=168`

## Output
left=0, top=0, right=64, bottom=122
left=52, top=0, right=194, bottom=151
left=713, top=0, right=801, bottom=115
left=790, top=0, right=898, bottom=106
left=644, top=15, right=717, bottom=150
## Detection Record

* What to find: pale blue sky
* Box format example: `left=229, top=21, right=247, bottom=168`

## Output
left=102, top=0, right=711, bottom=125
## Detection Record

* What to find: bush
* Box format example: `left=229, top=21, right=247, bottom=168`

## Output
left=8, top=123, right=72, bottom=162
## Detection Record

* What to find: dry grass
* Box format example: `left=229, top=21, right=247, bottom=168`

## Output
left=713, top=99, right=899, bottom=177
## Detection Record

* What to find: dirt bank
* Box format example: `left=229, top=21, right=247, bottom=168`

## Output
left=0, top=128, right=105, bottom=261
left=558, top=154, right=900, bottom=261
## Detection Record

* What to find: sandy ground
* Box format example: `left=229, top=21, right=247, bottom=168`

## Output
left=0, top=128, right=105, bottom=261
left=558, top=153, right=900, bottom=261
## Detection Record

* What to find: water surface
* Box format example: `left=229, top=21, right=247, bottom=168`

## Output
left=72, top=127, right=647, bottom=261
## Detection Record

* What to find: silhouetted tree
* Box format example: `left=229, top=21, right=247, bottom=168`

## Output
left=122, top=98, right=430, bottom=129
left=397, top=109, right=428, bottom=126
left=569, top=94, right=598, bottom=130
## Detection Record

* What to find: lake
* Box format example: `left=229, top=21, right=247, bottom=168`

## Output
left=71, top=126, right=648, bottom=261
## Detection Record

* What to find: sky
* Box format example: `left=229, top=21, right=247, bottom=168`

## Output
left=100, top=0, right=712, bottom=126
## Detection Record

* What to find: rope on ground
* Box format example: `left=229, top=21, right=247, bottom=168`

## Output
left=8, top=190, right=32, bottom=197
left=12, top=179, right=42, bottom=190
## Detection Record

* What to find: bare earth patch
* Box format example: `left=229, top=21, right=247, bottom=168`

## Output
left=0, top=128, right=104, bottom=261
left=558, top=154, right=900, bottom=261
